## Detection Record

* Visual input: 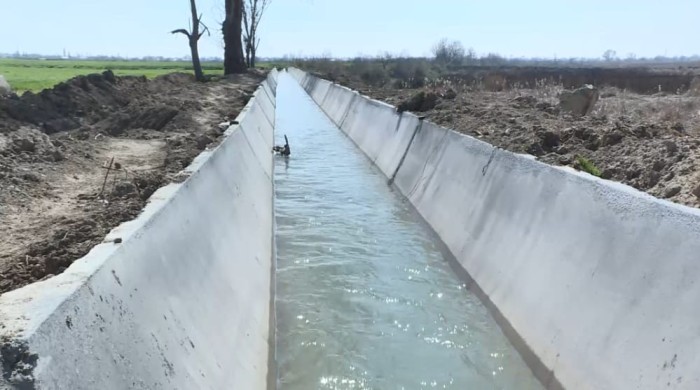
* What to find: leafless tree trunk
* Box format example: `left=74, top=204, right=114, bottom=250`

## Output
left=172, top=0, right=210, bottom=81
left=223, top=0, right=247, bottom=74
left=242, top=0, right=271, bottom=68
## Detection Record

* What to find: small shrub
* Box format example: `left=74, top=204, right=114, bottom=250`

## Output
left=389, top=58, right=431, bottom=88
left=576, top=156, right=602, bottom=177
left=410, top=63, right=429, bottom=88
left=300, top=55, right=345, bottom=81
left=349, top=58, right=389, bottom=86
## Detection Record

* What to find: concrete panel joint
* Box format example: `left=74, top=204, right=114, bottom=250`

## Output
left=388, top=115, right=423, bottom=185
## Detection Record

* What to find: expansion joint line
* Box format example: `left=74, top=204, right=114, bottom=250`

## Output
left=338, top=94, right=359, bottom=128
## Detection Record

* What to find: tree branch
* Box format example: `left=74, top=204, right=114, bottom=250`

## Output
left=198, top=20, right=211, bottom=40
left=241, top=0, right=271, bottom=67
left=171, top=29, right=192, bottom=39
left=242, top=2, right=251, bottom=37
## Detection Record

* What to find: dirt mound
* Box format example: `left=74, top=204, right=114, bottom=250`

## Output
left=0, top=71, right=144, bottom=134
left=397, top=91, right=438, bottom=112
left=150, top=72, right=197, bottom=89
left=94, top=105, right=180, bottom=135
left=0, top=70, right=264, bottom=293
left=0, top=127, right=64, bottom=163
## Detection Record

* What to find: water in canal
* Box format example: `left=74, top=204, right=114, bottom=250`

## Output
left=273, top=73, right=542, bottom=389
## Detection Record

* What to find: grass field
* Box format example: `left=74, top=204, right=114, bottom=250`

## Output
left=0, top=58, right=227, bottom=92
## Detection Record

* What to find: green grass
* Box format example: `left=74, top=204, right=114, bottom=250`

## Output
left=576, top=156, right=602, bottom=177
left=0, top=58, right=225, bottom=92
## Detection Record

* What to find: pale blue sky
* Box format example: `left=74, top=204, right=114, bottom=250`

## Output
left=2, top=0, right=698, bottom=59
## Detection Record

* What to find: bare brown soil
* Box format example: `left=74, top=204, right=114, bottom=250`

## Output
left=0, top=70, right=263, bottom=293
left=341, top=73, right=700, bottom=208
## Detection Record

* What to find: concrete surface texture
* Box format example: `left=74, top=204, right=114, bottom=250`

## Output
left=0, top=75, right=10, bottom=95
left=290, top=68, right=700, bottom=390
left=0, top=69, right=279, bottom=389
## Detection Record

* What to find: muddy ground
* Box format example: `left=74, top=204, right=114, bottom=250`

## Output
left=0, top=70, right=264, bottom=293
left=335, top=74, right=700, bottom=208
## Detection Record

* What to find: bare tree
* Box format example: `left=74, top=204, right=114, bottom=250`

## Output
left=172, top=0, right=210, bottom=81
left=242, top=0, right=272, bottom=68
left=603, top=49, right=617, bottom=62
left=378, top=51, right=394, bottom=70
left=223, top=0, right=247, bottom=74
left=432, top=38, right=465, bottom=65
left=465, top=48, right=477, bottom=65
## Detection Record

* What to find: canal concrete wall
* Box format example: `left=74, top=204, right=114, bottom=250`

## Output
left=289, top=68, right=700, bottom=390
left=0, top=70, right=279, bottom=389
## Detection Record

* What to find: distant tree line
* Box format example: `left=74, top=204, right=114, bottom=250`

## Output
left=277, top=39, right=700, bottom=79
left=277, top=38, right=700, bottom=90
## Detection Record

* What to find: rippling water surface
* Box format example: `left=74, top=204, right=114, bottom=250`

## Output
left=273, top=73, right=542, bottom=389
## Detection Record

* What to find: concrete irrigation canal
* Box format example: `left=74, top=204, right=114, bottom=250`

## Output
left=1, top=68, right=699, bottom=389
left=273, top=73, right=541, bottom=389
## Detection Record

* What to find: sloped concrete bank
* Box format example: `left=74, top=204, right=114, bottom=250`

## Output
left=0, top=70, right=278, bottom=389
left=289, top=68, right=700, bottom=390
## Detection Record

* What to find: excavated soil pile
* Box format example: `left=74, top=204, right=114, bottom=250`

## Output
left=0, top=70, right=264, bottom=293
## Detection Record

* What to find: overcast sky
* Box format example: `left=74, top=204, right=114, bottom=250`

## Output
left=2, top=0, right=698, bottom=59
